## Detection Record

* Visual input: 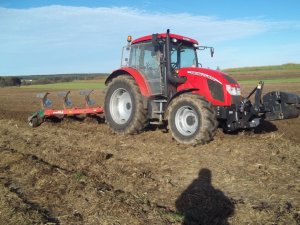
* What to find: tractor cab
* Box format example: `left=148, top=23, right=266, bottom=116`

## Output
left=121, top=31, right=213, bottom=97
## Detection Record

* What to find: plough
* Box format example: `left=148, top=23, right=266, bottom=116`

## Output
left=28, top=90, right=104, bottom=127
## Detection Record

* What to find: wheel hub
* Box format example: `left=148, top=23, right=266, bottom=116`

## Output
left=126, top=102, right=131, bottom=110
left=110, top=88, right=132, bottom=124
left=186, top=115, right=195, bottom=126
left=175, top=106, right=199, bottom=136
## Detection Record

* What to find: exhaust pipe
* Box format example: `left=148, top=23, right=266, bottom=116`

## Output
left=165, top=29, right=186, bottom=85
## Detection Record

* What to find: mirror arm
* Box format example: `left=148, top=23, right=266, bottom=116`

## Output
left=196, top=46, right=214, bottom=57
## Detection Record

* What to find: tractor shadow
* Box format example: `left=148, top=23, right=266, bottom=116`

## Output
left=46, top=115, right=105, bottom=124
left=221, top=120, right=278, bottom=135
left=176, top=168, right=235, bottom=225
left=253, top=120, right=278, bottom=134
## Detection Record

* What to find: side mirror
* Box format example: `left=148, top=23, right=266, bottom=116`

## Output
left=196, top=45, right=214, bottom=57
left=210, top=47, right=214, bottom=57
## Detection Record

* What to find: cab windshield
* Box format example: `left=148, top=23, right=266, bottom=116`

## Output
left=171, top=43, right=198, bottom=69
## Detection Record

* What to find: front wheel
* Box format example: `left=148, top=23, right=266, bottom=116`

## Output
left=167, top=94, right=217, bottom=145
left=104, top=76, right=148, bottom=134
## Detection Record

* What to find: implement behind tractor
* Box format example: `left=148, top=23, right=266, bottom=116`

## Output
left=29, top=29, right=300, bottom=145
left=28, top=90, right=103, bottom=127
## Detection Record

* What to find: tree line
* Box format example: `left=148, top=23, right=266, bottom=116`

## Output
left=0, top=77, right=21, bottom=87
left=0, top=73, right=109, bottom=87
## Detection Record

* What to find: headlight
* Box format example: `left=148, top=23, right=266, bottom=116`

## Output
left=226, top=85, right=241, bottom=96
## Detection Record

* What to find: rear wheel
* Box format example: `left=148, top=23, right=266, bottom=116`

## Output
left=104, top=76, right=148, bottom=134
left=167, top=94, right=217, bottom=145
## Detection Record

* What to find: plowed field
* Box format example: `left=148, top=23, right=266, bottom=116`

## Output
left=0, top=83, right=299, bottom=225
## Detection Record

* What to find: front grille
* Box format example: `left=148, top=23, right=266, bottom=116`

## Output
left=207, top=79, right=224, bottom=102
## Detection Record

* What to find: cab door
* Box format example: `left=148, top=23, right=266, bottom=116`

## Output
left=129, top=42, right=163, bottom=95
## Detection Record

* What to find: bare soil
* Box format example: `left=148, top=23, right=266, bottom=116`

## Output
left=0, top=84, right=299, bottom=225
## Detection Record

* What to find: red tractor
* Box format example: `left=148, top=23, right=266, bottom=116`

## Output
left=104, top=29, right=300, bottom=145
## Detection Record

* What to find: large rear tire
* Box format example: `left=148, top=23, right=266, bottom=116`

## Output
left=167, top=94, right=217, bottom=145
left=104, top=76, right=148, bottom=134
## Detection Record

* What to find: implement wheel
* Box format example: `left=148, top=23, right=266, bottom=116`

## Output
left=167, top=94, right=217, bottom=145
left=104, top=76, right=148, bottom=134
left=28, top=116, right=41, bottom=127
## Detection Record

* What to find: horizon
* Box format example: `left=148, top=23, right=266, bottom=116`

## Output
left=1, top=63, right=300, bottom=77
left=1, top=1, right=300, bottom=75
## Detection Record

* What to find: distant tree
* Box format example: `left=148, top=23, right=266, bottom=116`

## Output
left=12, top=77, right=21, bottom=86
left=0, top=77, right=5, bottom=87
left=4, top=77, right=13, bottom=86
left=216, top=66, right=221, bottom=71
left=0, top=77, right=21, bottom=87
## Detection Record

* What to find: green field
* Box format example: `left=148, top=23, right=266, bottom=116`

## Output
left=224, top=63, right=300, bottom=72
left=22, top=80, right=106, bottom=90
left=223, top=63, right=300, bottom=83
left=20, top=63, right=300, bottom=90
left=238, top=77, right=300, bottom=85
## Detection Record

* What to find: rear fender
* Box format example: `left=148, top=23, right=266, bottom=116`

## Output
left=105, top=68, right=151, bottom=97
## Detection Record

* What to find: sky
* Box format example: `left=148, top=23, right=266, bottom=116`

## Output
left=0, top=0, right=300, bottom=75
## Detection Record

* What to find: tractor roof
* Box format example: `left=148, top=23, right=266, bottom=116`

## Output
left=131, top=33, right=199, bottom=45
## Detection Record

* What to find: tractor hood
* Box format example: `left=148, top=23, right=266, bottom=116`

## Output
left=178, top=67, right=239, bottom=86
left=177, top=67, right=241, bottom=106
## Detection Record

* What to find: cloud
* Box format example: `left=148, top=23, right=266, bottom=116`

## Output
left=0, top=5, right=299, bottom=74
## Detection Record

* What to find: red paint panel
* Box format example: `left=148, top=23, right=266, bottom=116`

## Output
left=132, top=33, right=198, bottom=45
left=177, top=67, right=239, bottom=106
left=44, top=107, right=104, bottom=116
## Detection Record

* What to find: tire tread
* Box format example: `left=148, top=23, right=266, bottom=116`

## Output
left=104, top=76, right=148, bottom=134
left=167, top=93, right=217, bottom=145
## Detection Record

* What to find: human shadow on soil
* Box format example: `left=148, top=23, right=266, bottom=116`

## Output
left=176, top=168, right=235, bottom=225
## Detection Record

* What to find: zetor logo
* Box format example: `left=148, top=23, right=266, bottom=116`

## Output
left=53, top=110, right=64, bottom=115
left=187, top=71, right=221, bottom=84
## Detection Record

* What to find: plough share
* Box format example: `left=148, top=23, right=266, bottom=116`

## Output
left=28, top=90, right=103, bottom=127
